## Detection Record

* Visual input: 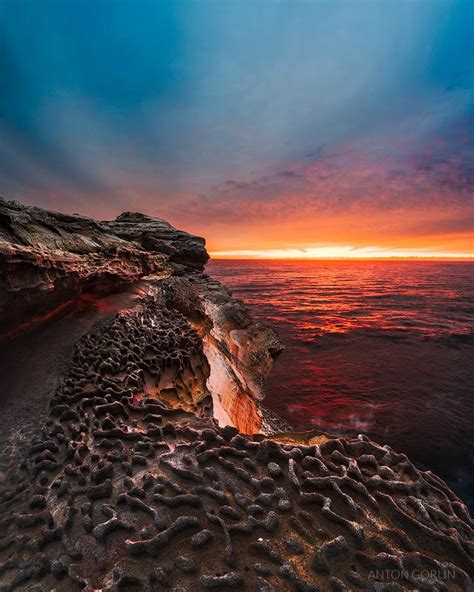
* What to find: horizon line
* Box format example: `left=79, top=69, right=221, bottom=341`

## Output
left=208, top=246, right=474, bottom=261
left=209, top=255, right=474, bottom=262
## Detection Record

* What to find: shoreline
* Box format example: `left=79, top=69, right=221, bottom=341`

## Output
left=0, top=198, right=472, bottom=591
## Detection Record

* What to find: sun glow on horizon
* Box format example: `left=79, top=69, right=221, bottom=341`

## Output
left=210, top=245, right=474, bottom=260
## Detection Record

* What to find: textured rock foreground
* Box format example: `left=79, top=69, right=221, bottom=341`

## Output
left=0, top=199, right=473, bottom=591
left=0, top=197, right=283, bottom=433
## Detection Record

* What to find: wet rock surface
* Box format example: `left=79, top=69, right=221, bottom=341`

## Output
left=0, top=199, right=472, bottom=591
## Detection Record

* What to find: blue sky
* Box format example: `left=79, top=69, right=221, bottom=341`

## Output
left=0, top=0, right=472, bottom=255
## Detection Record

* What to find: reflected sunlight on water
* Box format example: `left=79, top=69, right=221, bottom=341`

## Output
left=208, top=260, right=474, bottom=509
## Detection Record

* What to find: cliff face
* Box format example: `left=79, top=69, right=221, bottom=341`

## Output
left=0, top=198, right=472, bottom=592
left=0, top=197, right=282, bottom=432
left=0, top=199, right=204, bottom=338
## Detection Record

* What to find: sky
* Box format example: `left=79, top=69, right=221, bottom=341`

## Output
left=0, top=0, right=473, bottom=258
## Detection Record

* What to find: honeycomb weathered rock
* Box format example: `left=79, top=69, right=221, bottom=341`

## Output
left=0, top=296, right=472, bottom=591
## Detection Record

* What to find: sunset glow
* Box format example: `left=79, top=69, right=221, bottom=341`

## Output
left=210, top=246, right=474, bottom=260
left=0, top=1, right=472, bottom=256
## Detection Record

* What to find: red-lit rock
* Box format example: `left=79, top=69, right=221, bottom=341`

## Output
left=0, top=197, right=282, bottom=432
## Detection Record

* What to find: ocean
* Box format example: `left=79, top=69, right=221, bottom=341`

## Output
left=208, top=260, right=474, bottom=509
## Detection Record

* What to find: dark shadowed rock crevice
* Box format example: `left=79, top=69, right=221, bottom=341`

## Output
left=0, top=198, right=472, bottom=592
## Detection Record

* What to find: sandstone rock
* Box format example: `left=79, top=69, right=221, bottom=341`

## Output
left=0, top=197, right=207, bottom=338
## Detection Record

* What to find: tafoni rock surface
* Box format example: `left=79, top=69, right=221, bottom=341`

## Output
left=0, top=197, right=472, bottom=592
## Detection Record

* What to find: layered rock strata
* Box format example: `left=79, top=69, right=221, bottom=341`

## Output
left=0, top=198, right=472, bottom=591
left=0, top=197, right=280, bottom=431
left=160, top=274, right=286, bottom=433
left=0, top=199, right=204, bottom=338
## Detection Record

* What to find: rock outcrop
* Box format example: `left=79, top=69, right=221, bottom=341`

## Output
left=0, top=199, right=206, bottom=339
left=160, top=273, right=285, bottom=433
left=0, top=198, right=472, bottom=591
left=0, top=197, right=281, bottom=431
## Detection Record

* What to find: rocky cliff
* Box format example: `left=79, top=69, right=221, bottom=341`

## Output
left=0, top=199, right=203, bottom=337
left=0, top=198, right=472, bottom=592
left=0, top=197, right=282, bottom=432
